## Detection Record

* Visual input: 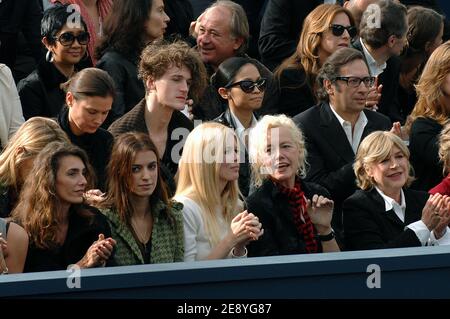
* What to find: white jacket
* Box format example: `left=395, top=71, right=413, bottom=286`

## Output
left=0, top=64, right=24, bottom=148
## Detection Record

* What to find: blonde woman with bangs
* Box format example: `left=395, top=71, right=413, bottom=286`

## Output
left=246, top=115, right=339, bottom=257
left=0, top=117, right=69, bottom=218
left=409, top=41, right=450, bottom=191
left=174, top=122, right=263, bottom=261
left=343, top=131, right=450, bottom=251
left=264, top=4, right=356, bottom=117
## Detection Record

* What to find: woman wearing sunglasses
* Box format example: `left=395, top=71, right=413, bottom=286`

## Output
left=212, top=57, right=266, bottom=197
left=96, top=0, right=170, bottom=127
left=18, top=4, right=90, bottom=120
left=264, top=4, right=356, bottom=117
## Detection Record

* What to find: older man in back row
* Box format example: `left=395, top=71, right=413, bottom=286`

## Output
left=192, top=0, right=272, bottom=121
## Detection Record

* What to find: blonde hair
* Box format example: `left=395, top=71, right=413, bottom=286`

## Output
left=411, top=41, right=450, bottom=126
left=354, top=131, right=414, bottom=190
left=0, top=117, right=69, bottom=192
left=175, top=122, right=240, bottom=246
left=438, top=123, right=450, bottom=174
left=249, top=114, right=307, bottom=188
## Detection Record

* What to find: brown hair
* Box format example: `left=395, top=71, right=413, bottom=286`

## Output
left=138, top=40, right=207, bottom=103
left=62, top=67, right=116, bottom=101
left=12, top=142, right=95, bottom=249
left=101, top=132, right=173, bottom=225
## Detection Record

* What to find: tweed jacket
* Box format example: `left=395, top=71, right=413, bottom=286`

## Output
left=102, top=200, right=184, bottom=266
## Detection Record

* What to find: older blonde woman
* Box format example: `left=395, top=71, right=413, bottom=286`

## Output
left=174, top=122, right=263, bottom=261
left=0, top=117, right=69, bottom=218
left=246, top=115, right=339, bottom=257
left=343, top=131, right=450, bottom=251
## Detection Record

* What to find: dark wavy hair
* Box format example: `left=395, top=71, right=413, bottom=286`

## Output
left=95, top=0, right=154, bottom=59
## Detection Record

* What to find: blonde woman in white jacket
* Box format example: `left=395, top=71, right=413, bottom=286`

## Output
left=0, top=64, right=24, bottom=149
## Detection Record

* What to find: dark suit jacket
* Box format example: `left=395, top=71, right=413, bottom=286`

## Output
left=258, top=0, right=322, bottom=71
left=246, top=178, right=330, bottom=257
left=409, top=117, right=444, bottom=191
left=352, top=39, right=403, bottom=124
left=293, top=102, right=391, bottom=230
left=343, top=188, right=429, bottom=251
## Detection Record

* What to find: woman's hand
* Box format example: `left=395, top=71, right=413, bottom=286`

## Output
left=83, top=189, right=106, bottom=207
left=307, top=195, right=334, bottom=234
left=422, top=193, right=444, bottom=231
left=433, top=195, right=450, bottom=239
left=77, top=234, right=116, bottom=268
left=230, top=210, right=264, bottom=255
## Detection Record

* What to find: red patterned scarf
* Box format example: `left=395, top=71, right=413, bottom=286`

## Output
left=277, top=180, right=318, bottom=253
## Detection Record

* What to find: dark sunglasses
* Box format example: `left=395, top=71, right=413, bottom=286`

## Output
left=225, top=78, right=267, bottom=93
left=329, top=24, right=357, bottom=39
left=54, top=31, right=90, bottom=46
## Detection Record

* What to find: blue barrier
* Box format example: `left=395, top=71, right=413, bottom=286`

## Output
left=1, top=245, right=450, bottom=298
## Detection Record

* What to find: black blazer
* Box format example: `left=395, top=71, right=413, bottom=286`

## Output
left=409, top=117, right=444, bottom=191
left=293, top=102, right=391, bottom=230
left=352, top=39, right=403, bottom=124
left=246, top=178, right=329, bottom=257
left=17, top=60, right=68, bottom=119
left=343, top=188, right=429, bottom=251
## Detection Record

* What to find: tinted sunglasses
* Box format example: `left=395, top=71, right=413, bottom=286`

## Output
left=54, top=31, right=90, bottom=46
left=329, top=24, right=357, bottom=39
left=225, top=78, right=267, bottom=93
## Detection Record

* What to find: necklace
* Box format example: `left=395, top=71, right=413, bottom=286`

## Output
left=130, top=215, right=152, bottom=244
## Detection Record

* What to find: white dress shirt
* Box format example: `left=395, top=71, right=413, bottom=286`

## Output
left=330, top=104, right=368, bottom=154
left=360, top=38, right=386, bottom=77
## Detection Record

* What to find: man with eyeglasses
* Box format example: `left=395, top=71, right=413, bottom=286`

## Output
left=293, top=47, right=393, bottom=242
left=353, top=0, right=408, bottom=124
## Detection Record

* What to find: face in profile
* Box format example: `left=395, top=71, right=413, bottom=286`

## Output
left=150, top=64, right=192, bottom=111
left=218, top=140, right=240, bottom=183
left=365, top=145, right=409, bottom=195
left=46, top=24, right=88, bottom=65
left=129, top=150, right=158, bottom=198
left=55, top=155, right=88, bottom=205
left=144, top=0, right=170, bottom=41
left=263, top=126, right=300, bottom=187
left=67, top=94, right=113, bottom=135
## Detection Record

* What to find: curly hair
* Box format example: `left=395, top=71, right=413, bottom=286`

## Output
left=12, top=142, right=95, bottom=249
left=138, top=40, right=208, bottom=102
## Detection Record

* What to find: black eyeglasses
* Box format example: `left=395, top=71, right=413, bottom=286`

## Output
left=329, top=24, right=357, bottom=39
left=335, top=76, right=376, bottom=88
left=54, top=31, right=90, bottom=46
left=225, top=78, right=267, bottom=93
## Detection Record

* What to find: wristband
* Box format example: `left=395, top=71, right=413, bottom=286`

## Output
left=315, top=230, right=335, bottom=242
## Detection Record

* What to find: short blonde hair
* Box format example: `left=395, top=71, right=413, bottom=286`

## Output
left=354, top=131, right=414, bottom=190
left=438, top=122, right=450, bottom=174
left=249, top=114, right=307, bottom=187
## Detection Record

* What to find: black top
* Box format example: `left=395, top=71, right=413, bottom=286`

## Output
left=24, top=205, right=112, bottom=272
left=343, top=187, right=428, bottom=251
left=57, top=107, right=113, bottom=191
left=17, top=60, right=68, bottom=119
left=409, top=116, right=444, bottom=191
left=246, top=178, right=329, bottom=257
